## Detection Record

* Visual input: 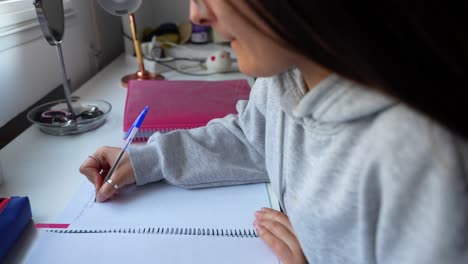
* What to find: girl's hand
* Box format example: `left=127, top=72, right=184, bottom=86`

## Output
left=79, top=146, right=136, bottom=202
left=254, top=208, right=307, bottom=264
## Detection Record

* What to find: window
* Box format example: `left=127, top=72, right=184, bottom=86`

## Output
left=0, top=0, right=73, bottom=37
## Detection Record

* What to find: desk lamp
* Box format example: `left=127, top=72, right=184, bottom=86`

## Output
left=97, top=0, right=164, bottom=87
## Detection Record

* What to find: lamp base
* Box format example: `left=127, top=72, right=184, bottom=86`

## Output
left=121, top=70, right=165, bottom=88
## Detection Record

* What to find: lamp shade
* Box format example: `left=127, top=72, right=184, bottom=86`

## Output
left=97, top=0, right=142, bottom=16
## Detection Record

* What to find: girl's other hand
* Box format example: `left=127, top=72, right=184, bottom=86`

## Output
left=254, top=207, right=307, bottom=264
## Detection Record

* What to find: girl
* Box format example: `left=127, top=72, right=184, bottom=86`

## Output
left=80, top=1, right=468, bottom=263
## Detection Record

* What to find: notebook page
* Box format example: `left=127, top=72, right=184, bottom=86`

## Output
left=68, top=181, right=271, bottom=231
left=53, top=180, right=96, bottom=223
left=26, top=232, right=280, bottom=264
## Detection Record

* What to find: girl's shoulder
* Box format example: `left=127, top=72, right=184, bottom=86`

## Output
left=368, top=103, right=468, bottom=182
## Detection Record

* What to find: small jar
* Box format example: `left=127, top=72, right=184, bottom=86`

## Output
left=191, top=23, right=211, bottom=44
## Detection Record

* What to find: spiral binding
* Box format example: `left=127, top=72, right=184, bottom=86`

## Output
left=47, top=227, right=259, bottom=238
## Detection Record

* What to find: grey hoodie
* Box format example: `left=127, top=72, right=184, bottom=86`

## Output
left=129, top=69, right=468, bottom=263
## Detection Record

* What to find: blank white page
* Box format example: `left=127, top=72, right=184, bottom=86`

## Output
left=26, top=232, right=280, bottom=264
left=68, top=181, right=271, bottom=231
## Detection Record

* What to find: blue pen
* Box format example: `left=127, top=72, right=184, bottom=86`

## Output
left=101, top=105, right=149, bottom=194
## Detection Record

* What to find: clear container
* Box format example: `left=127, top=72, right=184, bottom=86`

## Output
left=27, top=98, right=111, bottom=136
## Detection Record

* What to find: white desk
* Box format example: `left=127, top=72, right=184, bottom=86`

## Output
left=0, top=53, right=255, bottom=263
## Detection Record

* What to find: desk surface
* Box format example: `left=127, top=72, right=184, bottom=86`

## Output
left=0, top=53, right=255, bottom=262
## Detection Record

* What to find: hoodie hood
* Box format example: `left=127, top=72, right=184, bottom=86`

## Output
left=278, top=68, right=396, bottom=123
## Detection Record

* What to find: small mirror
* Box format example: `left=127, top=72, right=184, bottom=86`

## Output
left=28, top=0, right=112, bottom=135
left=34, top=0, right=65, bottom=45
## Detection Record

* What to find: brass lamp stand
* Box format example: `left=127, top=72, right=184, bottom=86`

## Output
left=96, top=0, right=164, bottom=87
left=122, top=13, right=164, bottom=88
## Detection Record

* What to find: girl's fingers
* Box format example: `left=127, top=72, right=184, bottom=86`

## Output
left=80, top=146, right=135, bottom=203
left=97, top=178, right=119, bottom=202
left=255, top=208, right=307, bottom=264
left=256, top=207, right=294, bottom=234
left=254, top=221, right=293, bottom=262
left=79, top=147, right=114, bottom=188
left=255, top=218, right=300, bottom=253
left=79, top=156, right=105, bottom=190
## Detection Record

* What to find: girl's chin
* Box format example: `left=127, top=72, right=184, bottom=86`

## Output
left=231, top=41, right=287, bottom=77
left=237, top=61, right=272, bottom=78
left=230, top=39, right=238, bottom=50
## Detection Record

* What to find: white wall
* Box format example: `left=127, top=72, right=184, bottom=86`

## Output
left=122, top=0, right=190, bottom=56
left=0, top=0, right=189, bottom=128
left=0, top=0, right=123, bottom=128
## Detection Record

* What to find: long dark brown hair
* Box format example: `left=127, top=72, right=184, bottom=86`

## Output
left=245, top=0, right=468, bottom=139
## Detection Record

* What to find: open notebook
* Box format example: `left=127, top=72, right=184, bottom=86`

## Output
left=26, top=181, right=279, bottom=263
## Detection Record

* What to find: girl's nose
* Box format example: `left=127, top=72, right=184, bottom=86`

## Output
left=190, top=0, right=212, bottom=26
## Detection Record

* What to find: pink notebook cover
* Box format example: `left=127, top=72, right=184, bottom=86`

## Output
left=124, top=79, right=251, bottom=140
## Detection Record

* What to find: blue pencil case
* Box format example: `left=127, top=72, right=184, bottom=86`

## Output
left=0, top=196, right=32, bottom=261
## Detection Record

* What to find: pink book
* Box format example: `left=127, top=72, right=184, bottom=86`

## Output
left=124, top=79, right=251, bottom=141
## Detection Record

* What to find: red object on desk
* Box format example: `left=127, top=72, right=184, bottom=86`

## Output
left=124, top=79, right=251, bottom=141
left=0, top=198, right=11, bottom=213
left=35, top=223, right=70, bottom=229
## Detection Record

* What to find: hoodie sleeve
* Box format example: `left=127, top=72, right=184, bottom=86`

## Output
left=127, top=78, right=270, bottom=189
